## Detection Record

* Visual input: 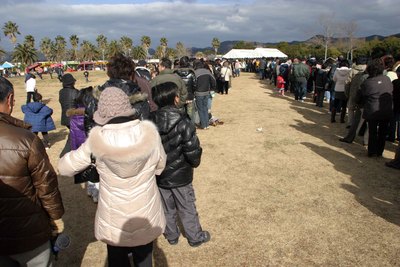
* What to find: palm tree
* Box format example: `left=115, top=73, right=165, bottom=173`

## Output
left=40, top=37, right=54, bottom=61
left=13, top=43, right=38, bottom=65
left=3, top=21, right=20, bottom=46
left=132, top=46, right=147, bottom=60
left=154, top=46, right=163, bottom=59
left=107, top=40, right=122, bottom=58
left=24, top=35, right=35, bottom=48
left=141, top=35, right=151, bottom=59
left=80, top=40, right=98, bottom=61
left=211, top=37, right=220, bottom=57
left=54, top=35, right=67, bottom=62
left=96, top=34, right=108, bottom=61
left=160, top=37, right=168, bottom=58
left=120, top=36, right=133, bottom=57
left=70, top=34, right=79, bottom=60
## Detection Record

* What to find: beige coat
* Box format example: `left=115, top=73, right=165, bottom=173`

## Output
left=58, top=119, right=166, bottom=247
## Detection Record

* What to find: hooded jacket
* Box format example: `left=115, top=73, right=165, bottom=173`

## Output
left=174, top=67, right=196, bottom=101
left=22, top=102, right=56, bottom=132
left=151, top=106, right=202, bottom=189
left=194, top=68, right=216, bottom=96
left=333, top=66, right=351, bottom=92
left=0, top=113, right=64, bottom=255
left=58, top=119, right=166, bottom=247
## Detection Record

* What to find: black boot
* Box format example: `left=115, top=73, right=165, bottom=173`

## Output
left=340, top=109, right=346, bottom=123
left=331, top=109, right=336, bottom=123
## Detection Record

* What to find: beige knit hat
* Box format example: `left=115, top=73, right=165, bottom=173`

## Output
left=93, top=87, right=136, bottom=125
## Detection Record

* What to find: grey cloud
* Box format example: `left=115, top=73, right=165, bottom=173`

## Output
left=0, top=1, right=398, bottom=51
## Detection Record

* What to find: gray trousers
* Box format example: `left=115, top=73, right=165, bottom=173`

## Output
left=0, top=241, right=52, bottom=267
left=159, top=183, right=203, bottom=243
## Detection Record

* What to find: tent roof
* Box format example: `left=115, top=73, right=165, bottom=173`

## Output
left=1, top=61, right=14, bottom=68
left=222, top=48, right=287, bottom=59
left=254, top=48, right=288, bottom=58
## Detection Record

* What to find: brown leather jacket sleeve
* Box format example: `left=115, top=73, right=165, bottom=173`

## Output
left=29, top=136, right=64, bottom=220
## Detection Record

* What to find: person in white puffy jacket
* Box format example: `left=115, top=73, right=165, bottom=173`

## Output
left=58, top=86, right=167, bottom=267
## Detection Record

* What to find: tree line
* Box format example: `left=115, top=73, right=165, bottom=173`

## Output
left=0, top=21, right=223, bottom=67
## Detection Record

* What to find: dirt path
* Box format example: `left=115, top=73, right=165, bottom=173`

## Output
left=10, top=71, right=400, bottom=266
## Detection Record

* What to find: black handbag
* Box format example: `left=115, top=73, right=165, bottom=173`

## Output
left=74, top=154, right=99, bottom=184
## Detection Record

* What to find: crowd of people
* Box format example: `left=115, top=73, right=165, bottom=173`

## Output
left=2, top=52, right=400, bottom=266
left=251, top=55, right=400, bottom=161
left=0, top=54, right=242, bottom=267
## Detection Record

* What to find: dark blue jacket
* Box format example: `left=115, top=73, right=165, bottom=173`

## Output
left=22, top=102, right=56, bottom=133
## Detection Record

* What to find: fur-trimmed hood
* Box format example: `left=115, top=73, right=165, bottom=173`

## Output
left=88, top=120, right=162, bottom=178
left=66, top=107, right=85, bottom=117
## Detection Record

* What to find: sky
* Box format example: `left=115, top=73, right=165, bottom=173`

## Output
left=0, top=0, right=399, bottom=52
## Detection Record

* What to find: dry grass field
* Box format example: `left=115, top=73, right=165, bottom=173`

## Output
left=7, top=70, right=400, bottom=266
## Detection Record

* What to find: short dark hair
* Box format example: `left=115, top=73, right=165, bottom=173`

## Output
left=152, top=82, right=178, bottom=108
left=107, top=53, right=135, bottom=80
left=160, top=58, right=172, bottom=69
left=179, top=56, right=190, bottom=68
left=0, top=77, right=14, bottom=102
left=366, top=58, right=385, bottom=78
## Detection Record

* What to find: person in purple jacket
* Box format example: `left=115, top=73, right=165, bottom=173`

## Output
left=21, top=92, right=55, bottom=149
left=67, top=86, right=100, bottom=203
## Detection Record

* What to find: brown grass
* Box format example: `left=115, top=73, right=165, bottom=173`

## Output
left=8, top=71, right=400, bottom=266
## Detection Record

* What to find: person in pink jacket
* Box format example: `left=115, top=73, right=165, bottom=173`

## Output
left=58, top=86, right=166, bottom=267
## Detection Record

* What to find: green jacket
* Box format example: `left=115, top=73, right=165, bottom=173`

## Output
left=292, top=62, right=310, bottom=81
left=150, top=69, right=188, bottom=107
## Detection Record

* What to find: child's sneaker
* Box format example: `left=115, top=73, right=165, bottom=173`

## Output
left=188, top=231, right=211, bottom=247
left=167, top=237, right=179, bottom=245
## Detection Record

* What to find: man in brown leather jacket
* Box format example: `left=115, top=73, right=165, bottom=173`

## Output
left=0, top=77, right=65, bottom=266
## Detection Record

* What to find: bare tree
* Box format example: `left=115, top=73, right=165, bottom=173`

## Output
left=318, top=13, right=337, bottom=60
left=339, top=20, right=358, bottom=62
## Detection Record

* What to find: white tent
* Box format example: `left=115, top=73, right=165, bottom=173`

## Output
left=254, top=48, right=288, bottom=58
left=222, top=49, right=260, bottom=59
left=1, top=61, right=14, bottom=69
left=222, top=48, right=287, bottom=59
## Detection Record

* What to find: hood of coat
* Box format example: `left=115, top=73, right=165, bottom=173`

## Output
left=152, top=106, right=183, bottom=134
left=88, top=120, right=161, bottom=178
left=353, top=64, right=367, bottom=72
left=22, top=102, right=45, bottom=114
left=66, top=107, right=85, bottom=117
left=335, top=67, right=351, bottom=78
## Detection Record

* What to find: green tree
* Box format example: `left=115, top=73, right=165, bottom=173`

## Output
left=54, top=35, right=67, bottom=62
left=176, top=42, right=188, bottom=58
left=80, top=40, right=98, bottom=61
left=141, top=35, right=151, bottom=58
left=160, top=37, right=168, bottom=58
left=232, top=41, right=255, bottom=49
left=70, top=34, right=79, bottom=60
left=3, top=21, right=20, bottom=46
left=107, top=40, right=122, bottom=58
left=211, top=37, right=220, bottom=56
left=24, top=35, right=35, bottom=48
left=132, top=46, right=147, bottom=60
left=40, top=37, right=54, bottom=61
left=12, top=43, right=38, bottom=65
left=96, top=34, right=108, bottom=60
left=165, top=47, right=176, bottom=59
left=120, top=36, right=133, bottom=57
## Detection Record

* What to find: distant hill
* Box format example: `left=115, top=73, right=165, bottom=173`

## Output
left=191, top=33, right=400, bottom=54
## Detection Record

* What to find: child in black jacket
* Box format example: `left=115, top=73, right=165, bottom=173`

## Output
left=151, top=82, right=210, bottom=247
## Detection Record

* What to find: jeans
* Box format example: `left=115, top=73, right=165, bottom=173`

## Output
left=195, top=95, right=209, bottom=129
left=294, top=79, right=307, bottom=100
left=26, top=92, right=35, bottom=104
left=0, top=241, right=52, bottom=267
left=107, top=242, right=153, bottom=267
